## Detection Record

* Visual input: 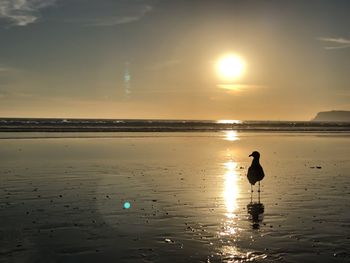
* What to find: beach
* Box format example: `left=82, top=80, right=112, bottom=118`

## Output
left=0, top=132, right=349, bottom=262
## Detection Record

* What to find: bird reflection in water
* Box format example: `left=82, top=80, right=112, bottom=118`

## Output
left=247, top=202, right=264, bottom=229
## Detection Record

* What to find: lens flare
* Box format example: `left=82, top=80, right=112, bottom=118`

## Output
left=123, top=201, right=131, bottom=209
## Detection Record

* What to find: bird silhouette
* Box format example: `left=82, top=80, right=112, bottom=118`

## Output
left=247, top=151, right=265, bottom=201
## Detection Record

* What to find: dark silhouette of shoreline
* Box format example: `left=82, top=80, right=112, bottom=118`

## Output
left=312, top=110, right=350, bottom=122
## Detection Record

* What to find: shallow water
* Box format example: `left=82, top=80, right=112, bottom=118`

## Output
left=0, top=132, right=349, bottom=262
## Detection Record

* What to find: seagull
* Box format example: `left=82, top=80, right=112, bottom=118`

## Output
left=247, top=151, right=265, bottom=197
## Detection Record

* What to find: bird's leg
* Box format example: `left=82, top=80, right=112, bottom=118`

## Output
left=258, top=182, right=261, bottom=203
left=250, top=184, right=253, bottom=203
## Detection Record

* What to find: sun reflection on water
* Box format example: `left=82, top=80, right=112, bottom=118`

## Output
left=224, top=161, right=239, bottom=215
left=224, top=130, right=240, bottom=141
left=221, top=160, right=240, bottom=236
left=219, top=160, right=264, bottom=262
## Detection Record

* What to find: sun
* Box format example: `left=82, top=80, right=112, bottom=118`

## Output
left=216, top=54, right=246, bottom=81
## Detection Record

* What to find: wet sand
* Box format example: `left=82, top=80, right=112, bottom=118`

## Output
left=0, top=132, right=349, bottom=262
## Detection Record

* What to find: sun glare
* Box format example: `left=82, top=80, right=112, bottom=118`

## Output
left=216, top=54, right=246, bottom=81
left=223, top=161, right=239, bottom=217
left=217, top=119, right=242, bottom=124
left=225, top=130, right=239, bottom=141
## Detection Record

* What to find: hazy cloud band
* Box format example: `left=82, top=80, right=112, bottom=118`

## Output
left=318, top=37, right=350, bottom=50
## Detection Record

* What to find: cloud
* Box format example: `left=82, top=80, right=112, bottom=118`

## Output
left=0, top=1, right=154, bottom=27
left=82, top=5, right=153, bottom=26
left=0, top=0, right=56, bottom=26
left=318, top=37, right=350, bottom=50
left=0, top=66, right=11, bottom=72
left=0, top=64, right=20, bottom=73
left=217, top=84, right=265, bottom=92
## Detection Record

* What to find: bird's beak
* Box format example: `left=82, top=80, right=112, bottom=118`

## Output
left=249, top=154, right=253, bottom=157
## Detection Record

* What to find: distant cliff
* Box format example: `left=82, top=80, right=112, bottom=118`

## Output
left=312, top=111, right=350, bottom=122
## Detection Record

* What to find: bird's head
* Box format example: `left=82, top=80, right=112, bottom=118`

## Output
left=249, top=151, right=260, bottom=158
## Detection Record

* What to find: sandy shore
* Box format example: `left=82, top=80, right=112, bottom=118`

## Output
left=0, top=132, right=349, bottom=262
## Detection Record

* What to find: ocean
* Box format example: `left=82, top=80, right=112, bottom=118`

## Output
left=0, top=118, right=349, bottom=132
